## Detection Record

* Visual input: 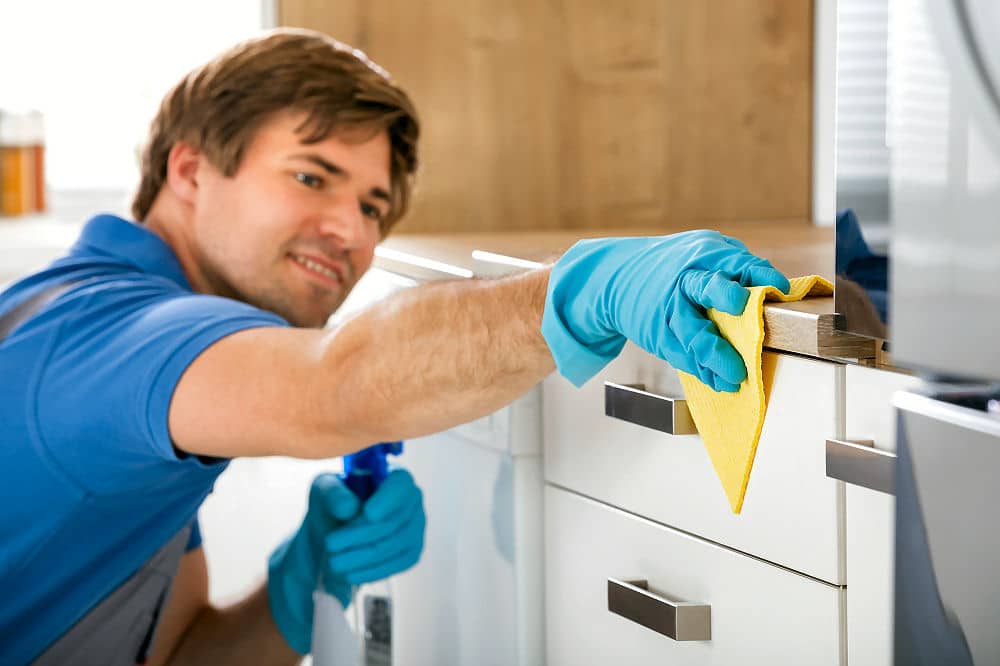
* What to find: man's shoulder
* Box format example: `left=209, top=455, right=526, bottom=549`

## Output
left=1, top=262, right=286, bottom=373
left=2, top=257, right=171, bottom=312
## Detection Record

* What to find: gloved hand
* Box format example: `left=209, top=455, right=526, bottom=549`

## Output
left=542, top=230, right=790, bottom=392
left=268, top=469, right=426, bottom=654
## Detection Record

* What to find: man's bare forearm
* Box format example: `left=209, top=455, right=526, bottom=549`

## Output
left=164, top=584, right=300, bottom=666
left=318, top=266, right=555, bottom=448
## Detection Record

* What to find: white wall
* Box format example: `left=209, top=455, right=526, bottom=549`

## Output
left=0, top=0, right=265, bottom=193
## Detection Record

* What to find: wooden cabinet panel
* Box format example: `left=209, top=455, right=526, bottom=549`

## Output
left=279, top=0, right=812, bottom=233
left=664, top=1, right=813, bottom=223
left=558, top=81, right=669, bottom=227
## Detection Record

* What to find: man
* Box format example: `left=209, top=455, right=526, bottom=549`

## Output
left=0, top=28, right=789, bottom=664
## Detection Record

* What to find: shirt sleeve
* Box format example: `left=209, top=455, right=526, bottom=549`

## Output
left=185, top=517, right=202, bottom=552
left=33, top=280, right=289, bottom=493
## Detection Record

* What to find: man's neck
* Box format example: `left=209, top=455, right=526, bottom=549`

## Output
left=142, top=195, right=212, bottom=295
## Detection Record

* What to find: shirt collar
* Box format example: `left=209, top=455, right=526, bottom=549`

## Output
left=71, top=214, right=192, bottom=290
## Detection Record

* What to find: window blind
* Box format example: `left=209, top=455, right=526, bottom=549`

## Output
left=835, top=0, right=891, bottom=216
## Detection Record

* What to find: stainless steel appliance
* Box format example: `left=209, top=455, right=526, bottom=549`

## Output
left=894, top=388, right=1000, bottom=665
left=835, top=1, right=1000, bottom=663
left=834, top=0, right=1000, bottom=382
left=890, top=0, right=1000, bottom=382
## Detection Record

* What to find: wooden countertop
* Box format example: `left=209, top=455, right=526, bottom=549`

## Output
left=376, top=221, right=878, bottom=361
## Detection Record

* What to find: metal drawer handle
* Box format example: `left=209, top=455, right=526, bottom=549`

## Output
left=607, top=578, right=711, bottom=641
left=825, top=438, right=896, bottom=496
left=604, top=382, right=698, bottom=435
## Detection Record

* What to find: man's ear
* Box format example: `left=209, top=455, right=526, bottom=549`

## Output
left=165, top=141, right=203, bottom=205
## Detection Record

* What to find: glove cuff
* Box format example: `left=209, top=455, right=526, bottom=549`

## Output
left=267, top=540, right=312, bottom=655
left=541, top=299, right=624, bottom=386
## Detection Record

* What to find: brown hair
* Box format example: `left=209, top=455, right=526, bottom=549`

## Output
left=131, top=28, right=419, bottom=233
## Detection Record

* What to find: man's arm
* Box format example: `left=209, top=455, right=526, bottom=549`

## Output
left=146, top=548, right=300, bottom=666
left=170, top=268, right=553, bottom=459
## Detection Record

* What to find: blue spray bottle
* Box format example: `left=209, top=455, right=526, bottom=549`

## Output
left=311, top=442, right=404, bottom=666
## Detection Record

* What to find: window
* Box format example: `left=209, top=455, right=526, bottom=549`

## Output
left=835, top=0, right=891, bottom=222
left=0, top=0, right=269, bottom=217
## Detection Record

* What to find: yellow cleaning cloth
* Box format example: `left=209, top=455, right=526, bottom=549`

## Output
left=677, top=275, right=834, bottom=513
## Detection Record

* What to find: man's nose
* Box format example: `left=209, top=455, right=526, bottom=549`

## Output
left=317, top=195, right=369, bottom=248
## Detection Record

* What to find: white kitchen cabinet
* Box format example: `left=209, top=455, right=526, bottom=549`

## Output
left=544, top=486, right=843, bottom=666
left=842, top=365, right=921, bottom=666
left=391, top=389, right=544, bottom=666
left=543, top=342, right=846, bottom=584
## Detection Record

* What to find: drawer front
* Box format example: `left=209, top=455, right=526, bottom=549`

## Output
left=544, top=486, right=843, bottom=666
left=543, top=343, right=845, bottom=583
left=843, top=365, right=921, bottom=666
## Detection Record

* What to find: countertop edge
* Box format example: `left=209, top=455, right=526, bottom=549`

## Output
left=374, top=246, right=879, bottom=363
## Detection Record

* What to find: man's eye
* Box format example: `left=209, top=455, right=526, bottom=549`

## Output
left=361, top=202, right=384, bottom=223
left=294, top=172, right=323, bottom=189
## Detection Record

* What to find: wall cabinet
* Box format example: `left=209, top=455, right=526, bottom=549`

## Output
left=278, top=0, right=814, bottom=233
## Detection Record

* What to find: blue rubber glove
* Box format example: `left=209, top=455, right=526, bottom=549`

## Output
left=267, top=469, right=426, bottom=654
left=324, top=469, right=426, bottom=584
left=542, top=230, right=791, bottom=392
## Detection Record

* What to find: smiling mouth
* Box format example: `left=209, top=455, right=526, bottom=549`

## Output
left=289, top=253, right=343, bottom=287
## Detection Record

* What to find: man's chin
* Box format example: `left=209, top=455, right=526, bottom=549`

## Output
left=242, top=287, right=344, bottom=328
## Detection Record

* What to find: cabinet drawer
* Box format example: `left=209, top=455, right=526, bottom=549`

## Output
left=543, top=343, right=845, bottom=583
left=544, top=486, right=843, bottom=665
left=842, top=365, right=921, bottom=666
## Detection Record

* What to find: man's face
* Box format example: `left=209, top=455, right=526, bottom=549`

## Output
left=189, top=112, right=391, bottom=327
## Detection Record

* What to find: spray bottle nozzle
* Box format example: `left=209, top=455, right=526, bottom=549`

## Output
left=341, top=441, right=404, bottom=501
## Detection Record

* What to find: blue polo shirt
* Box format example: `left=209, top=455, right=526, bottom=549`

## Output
left=0, top=214, right=288, bottom=663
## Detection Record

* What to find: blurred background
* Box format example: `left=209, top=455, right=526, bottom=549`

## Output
left=0, top=0, right=266, bottom=213
left=0, top=0, right=269, bottom=283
